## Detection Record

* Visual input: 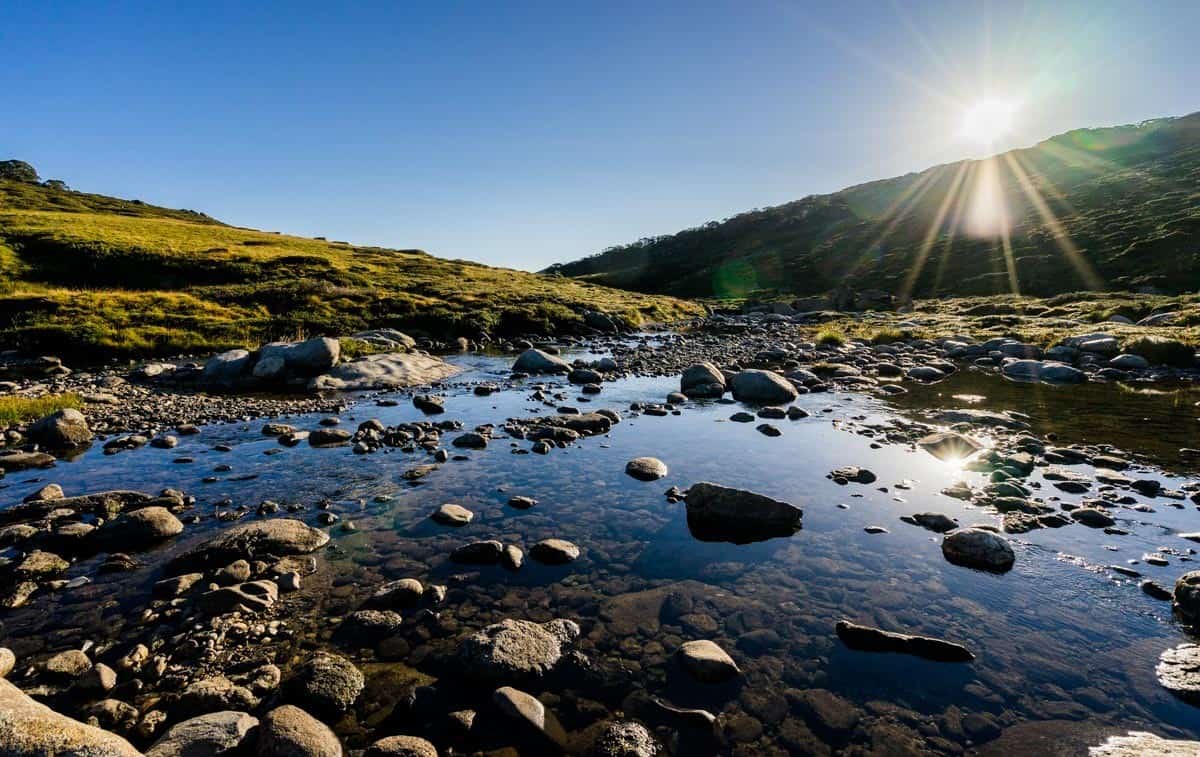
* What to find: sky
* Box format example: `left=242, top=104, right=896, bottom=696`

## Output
left=2, top=1, right=1196, bottom=271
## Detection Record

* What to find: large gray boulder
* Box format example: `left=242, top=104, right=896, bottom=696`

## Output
left=513, top=349, right=569, bottom=374
left=680, top=362, right=726, bottom=398
left=1001, top=359, right=1085, bottom=384
left=309, top=353, right=460, bottom=391
left=0, top=678, right=141, bottom=755
left=167, top=519, right=329, bottom=574
left=96, top=506, right=183, bottom=547
left=27, top=408, right=92, bottom=449
left=257, top=337, right=340, bottom=378
left=1173, top=571, right=1200, bottom=624
left=684, top=482, right=802, bottom=529
left=201, top=350, right=252, bottom=388
left=729, top=369, right=798, bottom=404
left=146, top=710, right=259, bottom=756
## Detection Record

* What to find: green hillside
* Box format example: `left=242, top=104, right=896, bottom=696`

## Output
left=0, top=176, right=702, bottom=359
left=546, top=112, right=1200, bottom=302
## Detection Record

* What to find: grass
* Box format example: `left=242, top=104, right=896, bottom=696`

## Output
left=815, top=328, right=846, bottom=346
left=0, top=180, right=705, bottom=360
left=0, top=393, right=81, bottom=426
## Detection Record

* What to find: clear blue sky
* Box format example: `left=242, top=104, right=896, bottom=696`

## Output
left=2, top=1, right=1196, bottom=270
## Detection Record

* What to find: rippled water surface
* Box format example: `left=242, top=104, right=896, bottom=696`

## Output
left=4, top=349, right=1200, bottom=754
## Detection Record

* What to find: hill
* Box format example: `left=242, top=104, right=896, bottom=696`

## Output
left=545, top=113, right=1200, bottom=303
left=0, top=176, right=702, bottom=359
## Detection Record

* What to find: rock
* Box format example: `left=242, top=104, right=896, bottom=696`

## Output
left=17, top=549, right=69, bottom=576
left=364, top=735, right=439, bottom=756
left=680, top=363, right=726, bottom=398
left=625, top=457, right=668, bottom=481
left=729, top=369, right=798, bottom=404
left=0, top=648, right=13, bottom=678
left=0, top=450, right=56, bottom=471
left=24, top=482, right=64, bottom=502
left=257, top=337, right=340, bottom=377
left=338, top=610, right=404, bottom=643
left=918, top=431, right=981, bottom=461
left=942, top=528, right=1015, bottom=572
left=834, top=620, right=974, bottom=662
left=146, top=711, right=259, bottom=756
left=909, top=512, right=958, bottom=533
left=176, top=677, right=257, bottom=715
left=432, top=503, right=473, bottom=526
left=508, top=495, right=537, bottom=509
left=1157, top=644, right=1200, bottom=703
left=309, top=352, right=461, bottom=391
left=201, top=350, right=253, bottom=388
left=369, top=578, right=425, bottom=608
left=1174, top=571, right=1200, bottom=624
left=97, top=506, right=184, bottom=547
left=1091, top=731, right=1200, bottom=756
left=1070, top=507, right=1116, bottom=528
left=452, top=432, right=488, bottom=449
left=309, top=428, right=351, bottom=446
left=684, top=482, right=802, bottom=529
left=830, top=466, right=876, bottom=484
left=592, top=721, right=660, bottom=757
left=529, top=538, right=580, bottom=564
left=168, top=519, right=329, bottom=574
left=1001, top=359, right=1086, bottom=384
left=412, top=394, right=445, bottom=414
left=569, top=368, right=603, bottom=384
left=676, top=640, right=740, bottom=682
left=257, top=705, right=342, bottom=756
left=27, top=408, right=93, bottom=449
left=493, top=685, right=546, bottom=730
left=199, top=580, right=279, bottom=615
left=789, top=689, right=860, bottom=734
left=513, top=349, right=569, bottom=374
left=502, top=545, right=524, bottom=571
left=457, top=618, right=580, bottom=682
left=0, top=678, right=141, bottom=755
left=284, top=653, right=363, bottom=715
left=1109, top=353, right=1150, bottom=370
left=450, top=540, right=504, bottom=564
left=45, top=649, right=92, bottom=679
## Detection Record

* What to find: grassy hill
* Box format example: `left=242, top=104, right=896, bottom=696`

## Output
left=546, top=112, right=1200, bottom=302
left=0, top=178, right=702, bottom=359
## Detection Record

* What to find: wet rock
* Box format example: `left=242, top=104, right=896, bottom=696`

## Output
left=513, top=349, right=569, bottom=374
left=918, top=431, right=981, bottom=461
left=309, top=428, right=352, bottom=446
left=1143, top=580, right=1173, bottom=601
left=198, top=580, right=279, bottom=615
left=908, top=512, right=958, bottom=533
left=26, top=482, right=64, bottom=502
left=502, top=544, right=524, bottom=571
left=432, top=503, right=473, bottom=526
left=168, top=519, right=329, bottom=574
left=364, top=734, right=439, bottom=756
left=1091, top=731, right=1200, bottom=756
left=834, top=620, right=974, bottom=662
left=1174, top=571, right=1200, bottom=624
left=941, top=528, right=1015, bottom=572
left=257, top=704, right=342, bottom=756
left=96, top=506, right=184, bottom=547
left=452, top=431, right=488, bottom=449
left=0, top=678, right=141, bottom=755
left=412, top=394, right=445, bottom=414
left=450, top=540, right=504, bottom=564
left=1070, top=507, right=1116, bottom=528
left=146, top=710, right=259, bottom=756
left=625, top=456, right=669, bottom=481
left=17, top=549, right=69, bottom=577
left=370, top=578, right=424, bottom=608
left=508, top=495, right=537, bottom=509
left=592, top=720, right=660, bottom=757
left=680, top=362, right=726, bottom=398
left=1157, top=643, right=1200, bottom=703
left=830, top=466, right=876, bottom=484
left=530, top=538, right=580, bottom=564
left=789, top=688, right=861, bottom=734
left=284, top=653, right=364, bottom=715
left=457, top=618, right=580, bottom=682
left=729, top=369, right=798, bottom=404
left=0, top=450, right=56, bottom=471
left=676, top=640, right=740, bottom=682
left=683, top=482, right=802, bottom=529
left=28, top=408, right=93, bottom=449
left=493, top=685, right=546, bottom=731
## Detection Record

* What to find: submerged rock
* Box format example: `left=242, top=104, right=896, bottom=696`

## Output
left=835, top=620, right=974, bottom=662
left=168, top=519, right=329, bottom=574
left=941, top=528, right=1015, bottom=572
left=676, top=640, right=740, bottom=682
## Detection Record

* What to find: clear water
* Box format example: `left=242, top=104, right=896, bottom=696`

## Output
left=3, top=350, right=1200, bottom=753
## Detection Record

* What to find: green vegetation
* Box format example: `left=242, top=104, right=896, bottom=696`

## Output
left=0, top=393, right=81, bottom=425
left=0, top=179, right=703, bottom=359
left=815, top=328, right=846, bottom=346
left=548, top=112, right=1200, bottom=301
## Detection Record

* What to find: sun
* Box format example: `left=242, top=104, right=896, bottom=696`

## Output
left=959, top=97, right=1020, bottom=144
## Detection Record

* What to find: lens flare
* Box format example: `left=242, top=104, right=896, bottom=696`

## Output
left=959, top=98, right=1020, bottom=144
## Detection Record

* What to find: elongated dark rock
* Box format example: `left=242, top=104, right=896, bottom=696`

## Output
left=835, top=620, right=974, bottom=662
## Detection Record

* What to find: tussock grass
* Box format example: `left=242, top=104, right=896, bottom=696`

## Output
left=815, top=328, right=846, bottom=346
left=0, top=393, right=81, bottom=426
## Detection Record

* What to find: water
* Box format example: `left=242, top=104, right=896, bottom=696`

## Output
left=3, top=350, right=1200, bottom=753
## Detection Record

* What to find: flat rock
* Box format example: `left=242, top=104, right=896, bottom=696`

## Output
left=529, top=538, right=580, bottom=564
left=432, top=503, right=473, bottom=526
left=1157, top=644, right=1200, bottom=703
left=168, top=519, right=329, bottom=574
left=457, top=618, right=580, bottom=682
left=309, top=352, right=461, bottom=391
left=835, top=620, right=974, bottom=662
left=146, top=710, right=259, bottom=756
left=684, top=481, right=802, bottom=529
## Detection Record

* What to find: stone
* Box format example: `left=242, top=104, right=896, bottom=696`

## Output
left=338, top=610, right=404, bottom=643
left=834, top=620, right=974, bottom=662
left=513, top=349, right=569, bottom=374
left=684, top=482, right=802, bottom=529
left=44, top=649, right=91, bottom=679
left=26, top=482, right=64, bottom=502
left=17, top=549, right=69, bottom=576
left=789, top=689, right=860, bottom=734
left=1174, top=571, right=1200, bottom=624
left=0, top=450, right=56, bottom=471
left=830, top=466, right=876, bottom=484
left=364, top=735, right=439, bottom=757
left=168, top=519, right=329, bottom=574
left=97, top=506, right=184, bottom=547
left=1157, top=644, right=1200, bottom=704
left=256, top=336, right=341, bottom=378
left=918, top=431, right=981, bottom=461
left=942, top=528, right=1015, bottom=572
left=256, top=705, right=342, bottom=757
left=729, top=369, right=798, bottom=404
left=0, top=678, right=141, bottom=755
left=309, top=428, right=352, bottom=446
left=625, top=456, right=669, bottom=481
left=284, top=653, right=363, bottom=715
left=909, top=512, right=958, bottom=533
left=201, top=350, right=253, bottom=388
left=676, top=640, right=740, bottom=682
left=529, top=538, right=580, bottom=564
left=177, top=677, right=259, bottom=716
left=412, top=394, right=445, bottom=414
left=146, top=710, right=259, bottom=756
left=1071, top=507, right=1116, bottom=528
left=592, top=721, right=660, bottom=757
left=450, top=540, right=504, bottom=564
left=0, top=648, right=13, bottom=678
left=457, top=618, right=580, bottom=682
left=452, top=432, right=488, bottom=449
left=309, top=353, right=461, bottom=391
left=493, top=685, right=546, bottom=730
left=198, top=580, right=279, bottom=615
left=680, top=363, right=726, bottom=398
left=1091, top=731, right=1200, bottom=756
left=432, top=503, right=473, bottom=526
left=370, top=578, right=425, bottom=608
left=27, top=408, right=93, bottom=449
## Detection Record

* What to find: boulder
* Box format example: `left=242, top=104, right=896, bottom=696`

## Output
left=256, top=337, right=340, bottom=378
left=146, top=710, right=259, bottom=756
left=941, top=528, right=1015, bottom=572
left=201, top=350, right=252, bottom=388
left=625, top=457, right=668, bottom=481
left=96, top=506, right=183, bottom=547
left=676, top=640, right=740, bottom=682
left=1173, top=571, right=1200, bottom=624
left=457, top=618, right=580, bottom=682
left=365, top=735, right=439, bottom=757
left=167, top=519, right=329, bottom=574
left=729, top=369, right=798, bottom=404
left=309, top=353, right=461, bottom=391
left=680, top=363, right=726, bottom=398
left=1091, top=731, right=1200, bottom=756
left=27, top=408, right=92, bottom=449
left=834, top=620, right=974, bottom=662
left=256, top=705, right=342, bottom=756
left=0, top=678, right=141, bottom=755
left=513, top=349, right=569, bottom=374
left=684, top=482, right=802, bottom=529
left=284, top=653, right=363, bottom=716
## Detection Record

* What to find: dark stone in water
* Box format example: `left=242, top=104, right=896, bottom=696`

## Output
left=835, top=620, right=975, bottom=662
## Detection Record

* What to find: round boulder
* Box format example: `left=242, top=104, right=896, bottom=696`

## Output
left=729, top=369, right=798, bottom=404
left=941, top=528, right=1015, bottom=572
left=625, top=457, right=668, bottom=481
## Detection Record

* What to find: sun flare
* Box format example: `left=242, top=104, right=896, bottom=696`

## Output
left=959, top=97, right=1020, bottom=144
